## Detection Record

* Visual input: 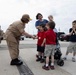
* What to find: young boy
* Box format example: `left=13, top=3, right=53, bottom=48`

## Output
left=63, top=20, right=76, bottom=62
left=42, top=21, right=56, bottom=70
left=35, top=24, right=47, bottom=63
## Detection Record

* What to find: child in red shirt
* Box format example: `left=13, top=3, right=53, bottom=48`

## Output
left=36, top=24, right=47, bottom=63
left=42, top=21, right=56, bottom=70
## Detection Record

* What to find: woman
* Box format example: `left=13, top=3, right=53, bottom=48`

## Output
left=35, top=13, right=48, bottom=31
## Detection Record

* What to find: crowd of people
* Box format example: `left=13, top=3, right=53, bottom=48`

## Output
left=35, top=13, right=76, bottom=70
left=0, top=13, right=76, bottom=71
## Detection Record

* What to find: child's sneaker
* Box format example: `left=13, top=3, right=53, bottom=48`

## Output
left=36, top=58, right=41, bottom=62
left=50, top=65, right=55, bottom=70
left=72, top=57, right=75, bottom=62
left=42, top=65, right=50, bottom=70
left=63, top=57, right=67, bottom=60
left=40, top=59, right=45, bottom=63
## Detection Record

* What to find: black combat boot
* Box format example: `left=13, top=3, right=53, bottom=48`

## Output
left=10, top=58, right=23, bottom=66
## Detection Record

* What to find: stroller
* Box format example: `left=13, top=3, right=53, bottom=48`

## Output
left=53, top=42, right=64, bottom=66
left=52, top=29, right=64, bottom=66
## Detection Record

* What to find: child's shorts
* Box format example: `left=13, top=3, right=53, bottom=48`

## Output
left=67, top=42, right=76, bottom=53
left=44, top=45, right=56, bottom=57
left=37, top=45, right=45, bottom=53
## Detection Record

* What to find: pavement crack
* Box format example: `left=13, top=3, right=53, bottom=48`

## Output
left=17, top=58, right=34, bottom=75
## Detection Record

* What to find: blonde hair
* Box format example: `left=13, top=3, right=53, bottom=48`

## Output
left=48, top=15, right=53, bottom=19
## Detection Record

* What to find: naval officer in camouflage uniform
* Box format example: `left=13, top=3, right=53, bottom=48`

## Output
left=5, top=14, right=34, bottom=65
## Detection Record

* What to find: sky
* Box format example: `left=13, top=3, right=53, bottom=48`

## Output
left=0, top=0, right=76, bottom=34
